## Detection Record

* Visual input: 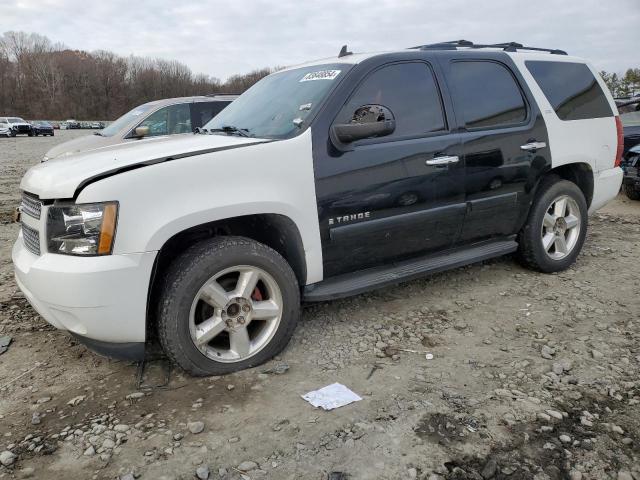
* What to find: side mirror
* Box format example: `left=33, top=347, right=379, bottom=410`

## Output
left=332, top=104, right=395, bottom=144
left=134, top=126, right=150, bottom=138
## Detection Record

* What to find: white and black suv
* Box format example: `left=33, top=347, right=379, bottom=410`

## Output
left=13, top=41, right=623, bottom=376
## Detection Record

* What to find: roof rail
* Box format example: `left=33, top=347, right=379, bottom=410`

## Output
left=410, top=40, right=567, bottom=55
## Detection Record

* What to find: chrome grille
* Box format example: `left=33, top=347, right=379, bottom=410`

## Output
left=22, top=223, right=41, bottom=256
left=21, top=192, right=42, bottom=219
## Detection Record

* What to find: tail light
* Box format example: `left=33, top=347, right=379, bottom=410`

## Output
left=615, top=116, right=624, bottom=167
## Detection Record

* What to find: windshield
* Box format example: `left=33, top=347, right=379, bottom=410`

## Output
left=203, top=64, right=350, bottom=139
left=621, top=111, right=640, bottom=127
left=100, top=103, right=156, bottom=137
left=8, top=117, right=24, bottom=123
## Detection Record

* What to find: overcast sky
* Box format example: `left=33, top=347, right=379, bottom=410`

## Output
left=3, top=0, right=639, bottom=80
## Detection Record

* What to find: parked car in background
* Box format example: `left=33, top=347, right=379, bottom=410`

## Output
left=622, top=144, right=640, bottom=200
left=90, top=122, right=104, bottom=129
left=0, top=120, right=11, bottom=137
left=42, top=95, right=237, bottom=161
left=1, top=116, right=33, bottom=136
left=32, top=121, right=55, bottom=136
left=616, top=98, right=640, bottom=155
left=65, top=119, right=81, bottom=129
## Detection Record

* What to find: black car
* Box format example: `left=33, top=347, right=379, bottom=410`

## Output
left=32, top=121, right=54, bottom=136
left=621, top=144, right=640, bottom=200
left=616, top=98, right=640, bottom=155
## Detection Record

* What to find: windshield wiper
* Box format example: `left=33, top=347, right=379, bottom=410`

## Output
left=208, top=125, right=251, bottom=137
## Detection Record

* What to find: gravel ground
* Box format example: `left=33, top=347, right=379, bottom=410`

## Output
left=0, top=131, right=639, bottom=480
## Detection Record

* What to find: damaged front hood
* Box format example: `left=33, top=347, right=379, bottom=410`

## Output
left=21, top=134, right=269, bottom=199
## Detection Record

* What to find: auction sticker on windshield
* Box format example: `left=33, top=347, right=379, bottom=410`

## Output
left=300, top=70, right=341, bottom=82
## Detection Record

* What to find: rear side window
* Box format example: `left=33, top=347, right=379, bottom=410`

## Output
left=449, top=61, right=527, bottom=129
left=525, top=61, right=613, bottom=121
left=336, top=62, right=446, bottom=139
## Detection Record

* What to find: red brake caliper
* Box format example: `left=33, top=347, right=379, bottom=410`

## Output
left=251, top=287, right=263, bottom=301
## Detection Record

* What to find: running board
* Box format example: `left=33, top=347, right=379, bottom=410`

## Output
left=303, top=239, right=518, bottom=302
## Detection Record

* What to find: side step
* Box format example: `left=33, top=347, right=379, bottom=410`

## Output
left=303, top=239, right=518, bottom=302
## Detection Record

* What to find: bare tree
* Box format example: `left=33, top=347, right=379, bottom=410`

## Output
left=0, top=31, right=272, bottom=120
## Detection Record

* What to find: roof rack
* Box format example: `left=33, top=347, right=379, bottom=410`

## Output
left=410, top=40, right=567, bottom=55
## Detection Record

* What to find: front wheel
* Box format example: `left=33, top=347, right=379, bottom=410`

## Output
left=623, top=183, right=640, bottom=201
left=157, top=236, right=300, bottom=376
left=517, top=177, right=588, bottom=273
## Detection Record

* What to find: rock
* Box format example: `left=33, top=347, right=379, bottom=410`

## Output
left=188, top=421, right=205, bottom=434
left=407, top=467, right=418, bottom=479
left=102, top=438, right=115, bottom=449
left=238, top=460, right=258, bottom=471
left=552, top=363, right=565, bottom=375
left=0, top=450, right=17, bottom=466
left=537, top=412, right=551, bottom=422
left=113, top=424, right=130, bottom=432
left=125, top=392, right=145, bottom=400
left=559, top=434, right=571, bottom=443
left=546, top=409, right=563, bottom=420
left=541, top=345, right=555, bottom=359
left=83, top=446, right=95, bottom=456
left=617, top=472, right=633, bottom=480
left=196, top=465, right=210, bottom=479
left=494, top=388, right=512, bottom=397
left=67, top=395, right=86, bottom=406
left=120, top=475, right=135, bottom=480
left=591, top=349, right=604, bottom=359
left=481, top=457, right=498, bottom=479
left=569, top=470, right=582, bottom=480
left=36, top=396, right=51, bottom=404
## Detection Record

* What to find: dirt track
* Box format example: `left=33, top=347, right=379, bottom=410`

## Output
left=0, top=131, right=639, bottom=480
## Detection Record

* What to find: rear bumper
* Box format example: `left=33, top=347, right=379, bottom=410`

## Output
left=12, top=234, right=156, bottom=351
left=589, top=167, right=623, bottom=214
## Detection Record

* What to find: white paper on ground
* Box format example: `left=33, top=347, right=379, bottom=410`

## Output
left=301, top=383, right=362, bottom=411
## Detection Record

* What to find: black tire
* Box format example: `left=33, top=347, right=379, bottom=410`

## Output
left=9, top=130, right=15, bottom=137
left=28, top=131, right=33, bottom=137
left=623, top=183, right=640, bottom=201
left=517, top=176, right=588, bottom=273
left=157, top=236, right=300, bottom=376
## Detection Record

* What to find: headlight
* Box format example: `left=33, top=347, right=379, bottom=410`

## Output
left=47, top=202, right=118, bottom=256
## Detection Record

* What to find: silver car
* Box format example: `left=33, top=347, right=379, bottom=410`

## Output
left=43, top=95, right=237, bottom=161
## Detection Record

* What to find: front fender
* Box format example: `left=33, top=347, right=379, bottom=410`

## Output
left=76, top=130, right=324, bottom=284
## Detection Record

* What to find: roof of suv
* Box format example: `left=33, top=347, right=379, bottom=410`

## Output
left=283, top=40, right=585, bottom=71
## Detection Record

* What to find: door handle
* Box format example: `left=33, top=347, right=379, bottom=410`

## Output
left=520, top=141, right=547, bottom=151
left=426, top=155, right=459, bottom=166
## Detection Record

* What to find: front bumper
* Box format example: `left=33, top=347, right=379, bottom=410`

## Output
left=12, top=234, right=156, bottom=359
left=589, top=167, right=623, bottom=214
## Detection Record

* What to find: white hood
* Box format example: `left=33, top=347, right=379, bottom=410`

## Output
left=21, top=134, right=269, bottom=199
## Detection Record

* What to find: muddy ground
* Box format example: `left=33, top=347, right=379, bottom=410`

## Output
left=0, top=131, right=638, bottom=480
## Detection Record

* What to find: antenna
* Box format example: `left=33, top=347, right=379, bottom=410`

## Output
left=338, top=45, right=352, bottom=58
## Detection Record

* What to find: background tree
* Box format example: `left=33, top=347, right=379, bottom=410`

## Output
left=0, top=31, right=273, bottom=120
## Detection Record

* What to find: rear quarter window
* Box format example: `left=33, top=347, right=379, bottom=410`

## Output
left=525, top=61, right=613, bottom=121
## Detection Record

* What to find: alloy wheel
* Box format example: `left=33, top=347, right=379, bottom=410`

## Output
left=188, top=265, right=283, bottom=363
left=541, top=195, right=581, bottom=260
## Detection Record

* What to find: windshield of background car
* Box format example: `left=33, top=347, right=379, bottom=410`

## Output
left=203, top=64, right=352, bottom=139
left=8, top=117, right=24, bottom=122
left=100, top=103, right=156, bottom=137
left=620, top=104, right=640, bottom=127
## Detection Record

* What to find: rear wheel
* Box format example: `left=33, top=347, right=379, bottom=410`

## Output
left=517, top=177, right=588, bottom=273
left=158, top=236, right=300, bottom=376
left=623, top=183, right=640, bottom=201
